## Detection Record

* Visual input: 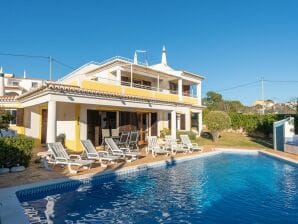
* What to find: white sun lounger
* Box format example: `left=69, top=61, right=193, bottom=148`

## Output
left=105, top=137, right=140, bottom=162
left=165, top=135, right=188, bottom=155
left=147, top=136, right=169, bottom=157
left=180, top=135, right=203, bottom=153
left=80, top=139, right=124, bottom=165
left=47, top=142, right=94, bottom=174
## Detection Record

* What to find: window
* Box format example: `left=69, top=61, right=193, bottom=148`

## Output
left=5, top=109, right=17, bottom=125
left=191, top=113, right=198, bottom=130
left=169, top=82, right=177, bottom=94
left=142, top=81, right=152, bottom=89
left=12, top=81, right=19, bottom=86
left=133, top=79, right=142, bottom=87
left=31, top=82, right=38, bottom=88
left=121, top=76, right=130, bottom=86
left=183, top=85, right=190, bottom=96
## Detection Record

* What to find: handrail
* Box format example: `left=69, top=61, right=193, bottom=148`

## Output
left=96, top=76, right=178, bottom=94
left=59, top=56, right=149, bottom=82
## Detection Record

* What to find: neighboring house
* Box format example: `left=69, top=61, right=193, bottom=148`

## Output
left=1, top=71, right=44, bottom=96
left=253, top=100, right=275, bottom=108
left=0, top=47, right=204, bottom=151
left=0, top=69, right=44, bottom=130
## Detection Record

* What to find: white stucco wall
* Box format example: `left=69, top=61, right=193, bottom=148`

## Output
left=56, top=103, right=76, bottom=141
left=4, top=78, right=43, bottom=91
left=24, top=106, right=40, bottom=138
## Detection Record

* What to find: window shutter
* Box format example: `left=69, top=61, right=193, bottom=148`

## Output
left=16, top=108, right=24, bottom=126
left=180, top=114, right=186, bottom=130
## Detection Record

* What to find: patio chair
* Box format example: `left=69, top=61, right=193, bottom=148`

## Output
left=147, top=136, right=169, bottom=157
left=47, top=142, right=94, bottom=174
left=80, top=139, right=124, bottom=165
left=180, top=135, right=203, bottom=153
left=127, top=131, right=139, bottom=151
left=101, top=128, right=110, bottom=145
left=105, top=137, right=140, bottom=162
left=117, top=131, right=130, bottom=148
left=165, top=135, right=188, bottom=155
left=111, top=129, right=119, bottom=137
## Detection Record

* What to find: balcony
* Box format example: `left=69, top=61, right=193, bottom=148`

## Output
left=81, top=78, right=200, bottom=106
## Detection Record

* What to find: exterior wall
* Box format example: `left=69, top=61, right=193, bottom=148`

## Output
left=24, top=106, right=41, bottom=146
left=185, top=109, right=191, bottom=131
left=56, top=102, right=76, bottom=146
left=56, top=102, right=81, bottom=151
left=8, top=124, right=25, bottom=135
left=4, top=77, right=43, bottom=93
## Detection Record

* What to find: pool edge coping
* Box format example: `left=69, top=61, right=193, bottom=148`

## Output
left=0, top=148, right=296, bottom=224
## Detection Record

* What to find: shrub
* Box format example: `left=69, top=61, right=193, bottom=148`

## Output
left=0, top=110, right=11, bottom=129
left=228, top=113, right=298, bottom=137
left=56, top=133, right=66, bottom=147
left=205, top=111, right=231, bottom=141
left=0, top=135, right=34, bottom=167
left=160, top=128, right=171, bottom=138
left=177, top=130, right=197, bottom=141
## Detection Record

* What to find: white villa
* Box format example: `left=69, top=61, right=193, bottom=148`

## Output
left=0, top=47, right=204, bottom=151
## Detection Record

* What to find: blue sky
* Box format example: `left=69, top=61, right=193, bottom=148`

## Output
left=1, top=0, right=298, bottom=105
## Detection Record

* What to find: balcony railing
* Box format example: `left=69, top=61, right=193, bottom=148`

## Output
left=81, top=77, right=200, bottom=105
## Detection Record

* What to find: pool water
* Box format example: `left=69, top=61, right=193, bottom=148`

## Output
left=19, top=152, right=298, bottom=223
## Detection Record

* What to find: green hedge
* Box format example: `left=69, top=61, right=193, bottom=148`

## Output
left=159, top=128, right=197, bottom=141
left=0, top=136, right=34, bottom=167
left=228, top=113, right=298, bottom=136
left=177, top=130, right=197, bottom=141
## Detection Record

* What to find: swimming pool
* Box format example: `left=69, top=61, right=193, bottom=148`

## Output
left=9, top=150, right=298, bottom=223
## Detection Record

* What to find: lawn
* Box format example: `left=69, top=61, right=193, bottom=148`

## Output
left=196, top=132, right=273, bottom=149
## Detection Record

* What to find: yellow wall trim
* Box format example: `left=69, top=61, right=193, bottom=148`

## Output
left=81, top=80, right=199, bottom=105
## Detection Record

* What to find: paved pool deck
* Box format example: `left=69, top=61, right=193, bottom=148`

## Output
left=0, top=146, right=298, bottom=189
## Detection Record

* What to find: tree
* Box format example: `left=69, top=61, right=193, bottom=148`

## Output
left=205, top=91, right=223, bottom=106
left=0, top=110, right=11, bottom=129
left=204, top=111, right=231, bottom=141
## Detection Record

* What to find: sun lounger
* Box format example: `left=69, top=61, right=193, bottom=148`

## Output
left=105, top=137, right=140, bottom=162
left=180, top=135, right=203, bottom=152
left=127, top=131, right=139, bottom=151
left=47, top=142, right=94, bottom=174
left=80, top=139, right=123, bottom=165
left=165, top=135, right=188, bottom=155
left=117, top=132, right=130, bottom=148
left=147, top=136, right=169, bottom=157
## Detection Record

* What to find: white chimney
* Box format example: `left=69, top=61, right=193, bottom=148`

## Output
left=23, top=70, right=27, bottom=79
left=161, top=46, right=167, bottom=65
left=0, top=67, right=4, bottom=96
left=133, top=51, right=138, bottom=64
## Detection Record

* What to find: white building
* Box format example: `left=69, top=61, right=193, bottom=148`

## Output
left=0, top=47, right=205, bottom=151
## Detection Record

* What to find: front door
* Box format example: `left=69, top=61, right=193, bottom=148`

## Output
left=41, top=109, right=48, bottom=144
left=87, top=110, right=101, bottom=146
